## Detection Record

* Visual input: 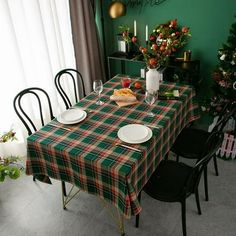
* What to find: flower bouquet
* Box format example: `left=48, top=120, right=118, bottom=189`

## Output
left=139, top=19, right=191, bottom=68
left=120, top=19, right=191, bottom=68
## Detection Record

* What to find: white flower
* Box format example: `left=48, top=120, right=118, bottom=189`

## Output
left=219, top=80, right=226, bottom=87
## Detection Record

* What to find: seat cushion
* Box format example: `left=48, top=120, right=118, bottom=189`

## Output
left=144, top=160, right=193, bottom=202
left=171, top=127, right=211, bottom=159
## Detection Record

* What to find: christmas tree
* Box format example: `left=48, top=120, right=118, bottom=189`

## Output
left=211, top=16, right=236, bottom=115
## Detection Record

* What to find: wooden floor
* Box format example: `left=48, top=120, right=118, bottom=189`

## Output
left=1, top=157, right=236, bottom=236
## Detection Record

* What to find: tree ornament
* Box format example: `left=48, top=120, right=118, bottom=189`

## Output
left=233, top=81, right=236, bottom=90
left=220, top=54, right=226, bottom=60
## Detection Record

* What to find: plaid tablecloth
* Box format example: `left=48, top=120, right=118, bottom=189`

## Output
left=26, top=75, right=199, bottom=218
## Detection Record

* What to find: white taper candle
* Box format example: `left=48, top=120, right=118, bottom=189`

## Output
left=145, top=25, right=148, bottom=41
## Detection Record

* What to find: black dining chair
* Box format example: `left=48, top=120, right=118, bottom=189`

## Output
left=54, top=68, right=86, bottom=109
left=13, top=87, right=66, bottom=196
left=136, top=130, right=223, bottom=236
left=170, top=102, right=236, bottom=201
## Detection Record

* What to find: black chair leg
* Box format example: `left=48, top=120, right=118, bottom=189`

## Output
left=213, top=154, right=219, bottom=176
left=204, top=167, right=209, bottom=201
left=135, top=192, right=142, bottom=228
left=176, top=155, right=179, bottom=162
left=33, top=176, right=36, bottom=181
left=195, top=188, right=202, bottom=215
left=62, top=181, right=67, bottom=196
left=181, top=200, right=187, bottom=236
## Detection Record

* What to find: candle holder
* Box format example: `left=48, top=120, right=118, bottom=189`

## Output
left=183, top=50, right=192, bottom=61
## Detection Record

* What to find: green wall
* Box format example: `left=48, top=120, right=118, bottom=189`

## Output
left=98, top=0, right=235, bottom=98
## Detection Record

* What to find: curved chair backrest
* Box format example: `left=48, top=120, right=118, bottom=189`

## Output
left=54, top=68, right=86, bottom=109
left=185, top=130, right=224, bottom=196
left=13, top=87, right=54, bottom=136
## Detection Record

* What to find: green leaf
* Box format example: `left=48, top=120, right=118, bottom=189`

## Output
left=8, top=167, right=21, bottom=179
left=0, top=173, right=5, bottom=182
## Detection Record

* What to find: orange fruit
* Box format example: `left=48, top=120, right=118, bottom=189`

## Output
left=134, top=82, right=142, bottom=89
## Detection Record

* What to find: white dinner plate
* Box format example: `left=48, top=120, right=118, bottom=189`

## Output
left=57, top=108, right=87, bottom=124
left=117, top=124, right=153, bottom=144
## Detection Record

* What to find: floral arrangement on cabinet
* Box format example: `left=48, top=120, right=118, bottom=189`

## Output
left=119, top=19, right=191, bottom=68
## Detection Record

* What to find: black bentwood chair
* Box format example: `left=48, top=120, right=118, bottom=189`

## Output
left=54, top=68, right=86, bottom=109
left=136, top=130, right=223, bottom=236
left=13, top=87, right=66, bottom=196
left=170, top=103, right=236, bottom=201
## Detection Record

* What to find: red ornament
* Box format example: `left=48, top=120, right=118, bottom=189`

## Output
left=149, top=35, right=156, bottom=42
left=132, top=36, right=138, bottom=43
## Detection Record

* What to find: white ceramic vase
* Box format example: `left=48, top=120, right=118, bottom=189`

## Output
left=146, top=67, right=161, bottom=92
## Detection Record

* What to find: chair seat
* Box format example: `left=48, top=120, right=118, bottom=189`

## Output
left=144, top=160, right=193, bottom=202
left=171, top=127, right=211, bottom=159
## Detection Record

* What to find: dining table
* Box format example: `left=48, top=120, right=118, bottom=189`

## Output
left=26, top=74, right=199, bottom=235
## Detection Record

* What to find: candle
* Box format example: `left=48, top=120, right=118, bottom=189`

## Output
left=145, top=25, right=148, bottom=41
left=134, top=20, right=137, bottom=36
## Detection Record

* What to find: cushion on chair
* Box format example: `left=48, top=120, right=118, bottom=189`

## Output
left=143, top=160, right=194, bottom=202
left=171, top=127, right=211, bottom=159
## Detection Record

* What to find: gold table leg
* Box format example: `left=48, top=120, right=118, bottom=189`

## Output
left=60, top=185, right=126, bottom=235
left=61, top=183, right=80, bottom=209
left=99, top=198, right=125, bottom=236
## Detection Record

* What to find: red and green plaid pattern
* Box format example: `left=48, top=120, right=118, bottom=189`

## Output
left=26, top=75, right=199, bottom=218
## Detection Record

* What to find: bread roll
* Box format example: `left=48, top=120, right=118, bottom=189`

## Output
left=110, top=88, right=137, bottom=102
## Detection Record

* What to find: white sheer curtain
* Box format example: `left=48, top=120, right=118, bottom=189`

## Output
left=0, top=0, right=76, bottom=156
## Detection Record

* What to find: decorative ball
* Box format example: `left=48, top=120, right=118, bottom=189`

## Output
left=108, top=1, right=126, bottom=19
left=233, top=81, right=236, bottom=90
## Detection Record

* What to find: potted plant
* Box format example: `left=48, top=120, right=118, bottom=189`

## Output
left=0, top=129, right=23, bottom=182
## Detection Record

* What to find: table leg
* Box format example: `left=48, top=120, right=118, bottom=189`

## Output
left=117, top=208, right=125, bottom=236
left=61, top=184, right=80, bottom=210
left=99, top=198, right=126, bottom=235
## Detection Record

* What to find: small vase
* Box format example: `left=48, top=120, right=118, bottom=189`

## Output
left=146, top=67, right=161, bottom=92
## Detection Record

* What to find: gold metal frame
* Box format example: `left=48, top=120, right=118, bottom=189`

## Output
left=61, top=184, right=126, bottom=235
left=99, top=198, right=125, bottom=236
left=61, top=184, right=80, bottom=210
